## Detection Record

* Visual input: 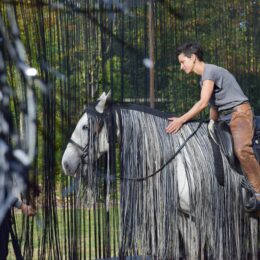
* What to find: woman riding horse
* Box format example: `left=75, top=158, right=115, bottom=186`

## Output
left=166, top=42, right=260, bottom=212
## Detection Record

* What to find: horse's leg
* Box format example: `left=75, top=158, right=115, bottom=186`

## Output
left=176, top=155, right=193, bottom=214
left=176, top=156, right=199, bottom=259
left=178, top=214, right=199, bottom=260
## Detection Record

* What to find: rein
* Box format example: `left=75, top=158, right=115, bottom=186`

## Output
left=121, top=121, right=204, bottom=181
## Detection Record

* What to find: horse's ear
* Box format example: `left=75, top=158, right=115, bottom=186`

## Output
left=95, top=91, right=111, bottom=113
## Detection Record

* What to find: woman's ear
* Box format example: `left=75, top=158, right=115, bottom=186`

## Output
left=191, top=54, right=197, bottom=64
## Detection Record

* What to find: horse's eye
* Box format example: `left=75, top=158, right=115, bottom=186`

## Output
left=82, top=125, right=88, bottom=130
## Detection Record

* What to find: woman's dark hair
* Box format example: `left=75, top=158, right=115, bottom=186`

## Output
left=176, top=42, right=204, bottom=61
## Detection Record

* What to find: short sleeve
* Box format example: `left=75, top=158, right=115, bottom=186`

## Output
left=201, top=65, right=217, bottom=85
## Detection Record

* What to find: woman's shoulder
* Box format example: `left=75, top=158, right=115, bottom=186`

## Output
left=202, top=63, right=220, bottom=77
left=204, top=63, right=229, bottom=78
left=205, top=63, right=225, bottom=72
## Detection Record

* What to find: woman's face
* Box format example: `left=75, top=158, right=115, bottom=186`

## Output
left=178, top=53, right=196, bottom=74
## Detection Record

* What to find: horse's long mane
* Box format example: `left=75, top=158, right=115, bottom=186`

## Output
left=81, top=102, right=256, bottom=259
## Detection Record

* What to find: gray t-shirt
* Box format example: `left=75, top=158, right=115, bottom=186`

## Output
left=200, top=64, right=248, bottom=111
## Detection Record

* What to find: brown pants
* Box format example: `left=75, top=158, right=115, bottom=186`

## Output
left=230, top=103, right=260, bottom=192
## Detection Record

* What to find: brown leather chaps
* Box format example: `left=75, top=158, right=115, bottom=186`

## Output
left=229, top=102, right=260, bottom=192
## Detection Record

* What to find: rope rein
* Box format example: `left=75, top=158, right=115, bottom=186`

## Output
left=120, top=121, right=204, bottom=181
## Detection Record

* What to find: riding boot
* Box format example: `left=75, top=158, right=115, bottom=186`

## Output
left=229, top=103, right=260, bottom=193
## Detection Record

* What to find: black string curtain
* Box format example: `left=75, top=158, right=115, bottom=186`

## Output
left=0, top=0, right=259, bottom=259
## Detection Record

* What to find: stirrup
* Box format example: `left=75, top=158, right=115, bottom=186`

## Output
left=244, top=193, right=260, bottom=213
left=241, top=178, right=260, bottom=213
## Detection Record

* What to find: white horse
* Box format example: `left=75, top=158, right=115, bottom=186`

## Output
left=62, top=92, right=258, bottom=260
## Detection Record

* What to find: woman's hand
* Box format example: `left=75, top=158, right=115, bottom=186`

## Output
left=165, top=117, right=184, bottom=134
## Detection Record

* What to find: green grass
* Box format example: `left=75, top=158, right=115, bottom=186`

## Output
left=8, top=206, right=120, bottom=259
